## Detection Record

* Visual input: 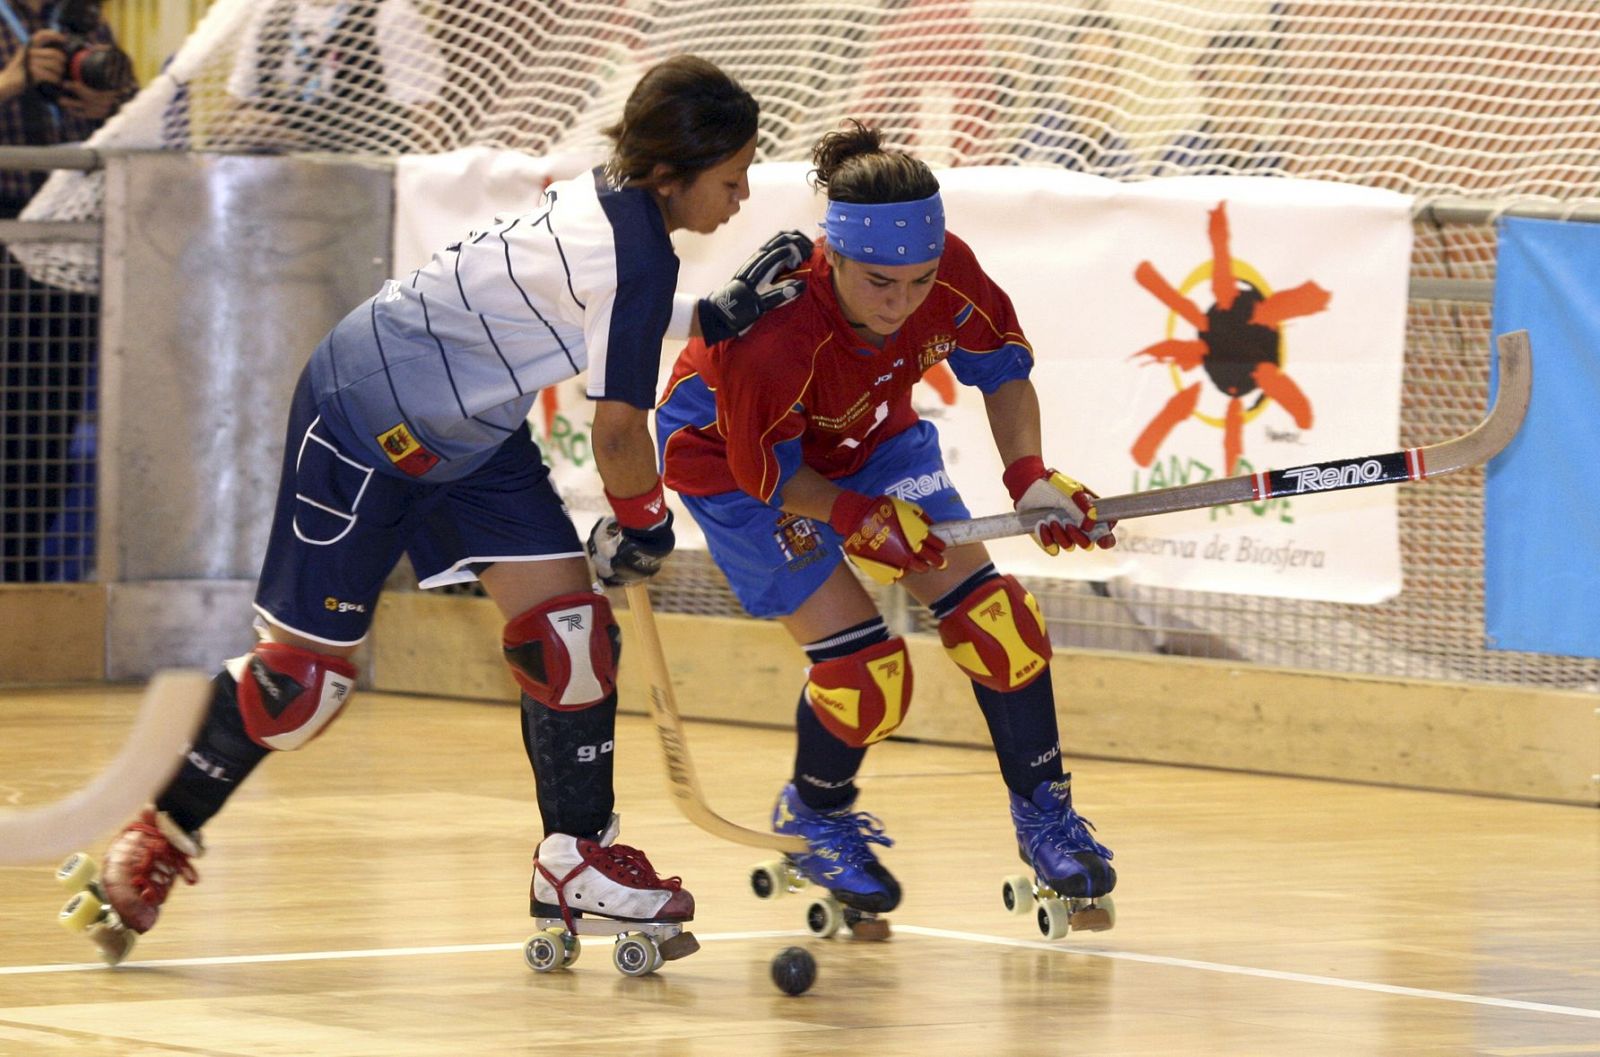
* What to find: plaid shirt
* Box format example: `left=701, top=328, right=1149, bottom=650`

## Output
left=0, top=1, right=128, bottom=214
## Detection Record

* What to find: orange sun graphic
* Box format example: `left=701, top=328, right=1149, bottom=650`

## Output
left=1130, top=201, right=1331, bottom=475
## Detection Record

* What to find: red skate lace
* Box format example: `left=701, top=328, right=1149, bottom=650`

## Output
left=124, top=821, right=200, bottom=905
left=582, top=840, right=682, bottom=891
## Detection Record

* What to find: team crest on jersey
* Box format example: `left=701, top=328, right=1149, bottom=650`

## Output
left=376, top=423, right=440, bottom=477
left=919, top=334, right=956, bottom=372
left=773, top=513, right=824, bottom=570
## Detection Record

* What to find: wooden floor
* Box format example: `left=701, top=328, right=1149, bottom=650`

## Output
left=1, top=685, right=1596, bottom=1057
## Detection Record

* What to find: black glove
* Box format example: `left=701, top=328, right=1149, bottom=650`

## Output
left=697, top=229, right=813, bottom=344
left=586, top=509, right=676, bottom=586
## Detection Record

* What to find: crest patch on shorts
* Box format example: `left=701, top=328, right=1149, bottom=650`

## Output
left=377, top=422, right=439, bottom=477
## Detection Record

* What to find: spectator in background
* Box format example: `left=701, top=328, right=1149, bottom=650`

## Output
left=1007, top=10, right=1135, bottom=177
left=1155, top=30, right=1284, bottom=176
left=210, top=0, right=445, bottom=153
left=0, top=0, right=135, bottom=581
left=855, top=0, right=996, bottom=167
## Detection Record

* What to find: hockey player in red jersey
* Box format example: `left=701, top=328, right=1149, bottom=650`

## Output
left=657, top=121, right=1120, bottom=937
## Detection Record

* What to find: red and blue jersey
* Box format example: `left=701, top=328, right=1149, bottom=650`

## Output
left=659, top=232, right=1033, bottom=503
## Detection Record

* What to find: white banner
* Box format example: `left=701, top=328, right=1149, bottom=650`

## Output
left=393, top=156, right=1412, bottom=603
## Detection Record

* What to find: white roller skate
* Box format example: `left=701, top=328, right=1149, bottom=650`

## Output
left=525, top=814, right=698, bottom=977
left=57, top=807, right=202, bottom=965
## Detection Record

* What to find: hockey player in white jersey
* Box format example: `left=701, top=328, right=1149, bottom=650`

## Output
left=74, top=55, right=809, bottom=974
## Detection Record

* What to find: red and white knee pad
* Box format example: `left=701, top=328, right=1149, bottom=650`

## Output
left=503, top=591, right=621, bottom=710
left=805, top=637, right=913, bottom=748
left=938, top=574, right=1053, bottom=692
left=232, top=641, right=359, bottom=751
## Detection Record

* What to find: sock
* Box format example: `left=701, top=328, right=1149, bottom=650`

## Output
left=930, top=566, right=1065, bottom=798
left=156, top=670, right=270, bottom=834
left=792, top=617, right=888, bottom=811
left=520, top=691, right=618, bottom=839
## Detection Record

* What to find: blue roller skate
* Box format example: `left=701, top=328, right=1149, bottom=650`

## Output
left=748, top=783, right=899, bottom=940
left=1001, top=775, right=1117, bottom=939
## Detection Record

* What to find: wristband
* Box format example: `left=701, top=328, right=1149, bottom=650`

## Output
left=605, top=480, right=668, bottom=531
left=1002, top=455, right=1049, bottom=503
left=828, top=491, right=881, bottom=536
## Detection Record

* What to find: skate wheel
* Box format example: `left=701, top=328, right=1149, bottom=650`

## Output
left=523, top=927, right=571, bottom=973
left=1001, top=874, right=1034, bottom=917
left=613, top=933, right=660, bottom=977
left=55, top=852, right=98, bottom=892
left=58, top=891, right=105, bottom=933
left=804, top=896, right=843, bottom=939
left=1069, top=895, right=1116, bottom=933
left=750, top=860, right=787, bottom=901
left=1036, top=896, right=1071, bottom=941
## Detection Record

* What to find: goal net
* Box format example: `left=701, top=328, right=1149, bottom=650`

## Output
left=20, top=0, right=1600, bottom=688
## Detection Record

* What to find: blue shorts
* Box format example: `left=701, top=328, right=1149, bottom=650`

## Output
left=681, top=421, right=970, bottom=618
left=254, top=372, right=583, bottom=646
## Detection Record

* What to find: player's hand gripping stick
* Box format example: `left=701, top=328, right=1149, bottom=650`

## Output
left=588, top=481, right=677, bottom=586
left=1002, top=456, right=1118, bottom=555
left=698, top=229, right=814, bottom=343
left=830, top=491, right=947, bottom=585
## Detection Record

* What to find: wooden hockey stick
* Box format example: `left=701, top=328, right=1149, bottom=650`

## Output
left=625, top=582, right=808, bottom=853
left=0, top=670, right=210, bottom=865
left=932, top=329, right=1532, bottom=547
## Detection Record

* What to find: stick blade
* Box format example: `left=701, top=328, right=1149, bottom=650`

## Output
left=0, top=670, right=210, bottom=865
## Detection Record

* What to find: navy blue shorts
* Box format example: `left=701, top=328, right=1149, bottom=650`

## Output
left=254, top=373, right=583, bottom=646
left=680, top=421, right=971, bottom=618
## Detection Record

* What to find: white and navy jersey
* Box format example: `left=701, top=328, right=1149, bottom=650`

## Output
left=309, top=167, right=685, bottom=482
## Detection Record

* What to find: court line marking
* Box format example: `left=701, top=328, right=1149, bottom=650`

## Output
left=4, top=925, right=1596, bottom=1021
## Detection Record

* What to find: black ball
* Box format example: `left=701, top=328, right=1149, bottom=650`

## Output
left=770, top=945, right=817, bottom=996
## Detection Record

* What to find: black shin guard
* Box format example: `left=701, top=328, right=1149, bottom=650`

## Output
left=520, top=691, right=618, bottom=838
left=155, top=670, right=271, bottom=834
left=972, top=671, right=1066, bottom=798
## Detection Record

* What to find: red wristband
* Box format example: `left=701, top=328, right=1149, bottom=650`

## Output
left=828, top=491, right=880, bottom=536
left=1002, top=455, right=1049, bottom=502
left=605, top=479, right=668, bottom=530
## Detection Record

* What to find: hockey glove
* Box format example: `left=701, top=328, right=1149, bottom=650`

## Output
left=697, top=229, right=813, bottom=344
left=829, top=491, right=947, bottom=585
left=588, top=481, right=676, bottom=586
left=1003, top=455, right=1117, bottom=555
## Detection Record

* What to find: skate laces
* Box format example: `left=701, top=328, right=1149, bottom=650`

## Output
left=1016, top=797, right=1113, bottom=862
left=803, top=809, right=895, bottom=868
left=580, top=839, right=683, bottom=891
left=121, top=820, right=200, bottom=905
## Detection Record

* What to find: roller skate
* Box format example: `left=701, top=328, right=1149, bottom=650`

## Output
left=56, top=808, right=202, bottom=965
left=749, top=783, right=899, bottom=941
left=524, top=814, right=698, bottom=977
left=1001, top=776, right=1116, bottom=939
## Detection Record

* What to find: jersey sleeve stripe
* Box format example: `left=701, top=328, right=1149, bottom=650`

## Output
left=498, top=227, right=580, bottom=375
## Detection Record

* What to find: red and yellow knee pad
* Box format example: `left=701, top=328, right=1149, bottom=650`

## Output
left=805, top=637, right=913, bottom=748
left=937, top=574, right=1053, bottom=691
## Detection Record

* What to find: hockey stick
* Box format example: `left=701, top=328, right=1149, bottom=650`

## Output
left=0, top=670, right=210, bottom=865
left=932, top=329, right=1532, bottom=547
left=625, top=582, right=808, bottom=853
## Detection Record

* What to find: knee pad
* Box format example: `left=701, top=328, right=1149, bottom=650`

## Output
left=503, top=590, right=621, bottom=711
left=805, top=637, right=913, bottom=748
left=938, top=574, right=1052, bottom=692
left=233, top=641, right=359, bottom=751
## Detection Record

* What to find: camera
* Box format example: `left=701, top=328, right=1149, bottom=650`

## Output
left=31, top=0, right=132, bottom=101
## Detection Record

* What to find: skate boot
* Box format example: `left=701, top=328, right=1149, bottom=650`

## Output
left=1001, top=775, right=1116, bottom=939
left=56, top=808, right=202, bottom=965
left=749, top=783, right=899, bottom=940
left=524, top=814, right=698, bottom=977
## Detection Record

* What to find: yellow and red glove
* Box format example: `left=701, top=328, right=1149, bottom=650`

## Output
left=1003, top=456, right=1117, bottom=555
left=829, top=491, right=948, bottom=585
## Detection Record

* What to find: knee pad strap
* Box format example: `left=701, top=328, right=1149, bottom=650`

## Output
left=503, top=591, right=621, bottom=711
left=938, top=574, right=1052, bottom=692
left=805, top=636, right=913, bottom=748
left=236, top=641, right=359, bottom=751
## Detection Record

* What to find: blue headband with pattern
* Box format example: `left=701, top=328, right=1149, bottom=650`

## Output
left=820, top=192, right=946, bottom=264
